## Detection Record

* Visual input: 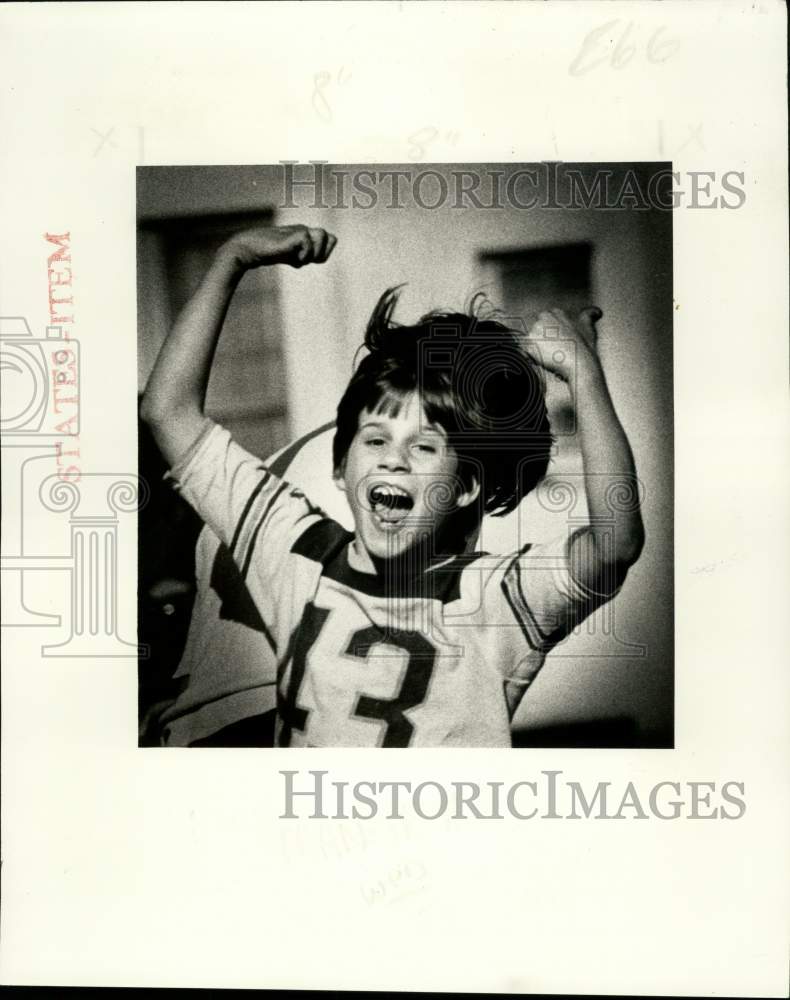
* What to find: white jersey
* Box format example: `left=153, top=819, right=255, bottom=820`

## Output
left=169, top=420, right=618, bottom=747
left=158, top=422, right=344, bottom=746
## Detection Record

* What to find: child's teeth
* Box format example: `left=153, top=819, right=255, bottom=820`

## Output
left=369, top=484, right=413, bottom=513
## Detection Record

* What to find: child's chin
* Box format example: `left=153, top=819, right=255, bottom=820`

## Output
left=366, top=532, right=418, bottom=560
left=361, top=520, right=425, bottom=560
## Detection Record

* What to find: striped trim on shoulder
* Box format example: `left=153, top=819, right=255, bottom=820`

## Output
left=500, top=545, right=556, bottom=651
left=231, top=423, right=336, bottom=577
left=239, top=480, right=290, bottom=580
left=291, top=518, right=353, bottom=567
left=229, top=470, right=272, bottom=556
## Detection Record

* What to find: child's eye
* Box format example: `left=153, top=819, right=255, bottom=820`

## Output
left=365, top=437, right=385, bottom=447
left=415, top=443, right=437, bottom=454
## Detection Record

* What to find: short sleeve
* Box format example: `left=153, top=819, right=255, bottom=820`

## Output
left=167, top=420, right=326, bottom=619
left=456, top=531, right=624, bottom=687
left=498, top=531, right=622, bottom=653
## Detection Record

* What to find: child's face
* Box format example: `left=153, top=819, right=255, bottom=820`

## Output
left=335, top=391, right=479, bottom=567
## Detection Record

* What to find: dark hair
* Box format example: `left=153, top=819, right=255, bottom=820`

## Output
left=333, top=286, right=554, bottom=518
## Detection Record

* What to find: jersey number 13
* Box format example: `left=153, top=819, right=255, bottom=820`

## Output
left=278, top=600, right=437, bottom=747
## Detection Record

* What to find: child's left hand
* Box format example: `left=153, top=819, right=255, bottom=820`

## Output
left=517, top=306, right=603, bottom=382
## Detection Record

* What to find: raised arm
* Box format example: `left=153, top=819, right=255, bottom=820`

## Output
left=520, top=307, right=645, bottom=595
left=140, top=225, right=336, bottom=467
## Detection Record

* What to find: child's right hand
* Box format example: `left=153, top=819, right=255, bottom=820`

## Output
left=221, top=225, right=337, bottom=271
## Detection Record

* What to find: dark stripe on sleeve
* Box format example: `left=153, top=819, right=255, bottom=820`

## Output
left=501, top=575, right=537, bottom=649
left=291, top=518, right=353, bottom=567
left=429, top=552, right=488, bottom=605
left=229, top=470, right=271, bottom=558
left=240, top=481, right=289, bottom=580
left=501, top=551, right=556, bottom=651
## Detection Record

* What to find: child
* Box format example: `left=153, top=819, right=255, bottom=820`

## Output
left=141, top=224, right=644, bottom=747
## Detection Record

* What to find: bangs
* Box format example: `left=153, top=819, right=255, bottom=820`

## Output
left=367, top=379, right=461, bottom=438
left=333, top=285, right=554, bottom=516
left=369, top=385, right=411, bottom=420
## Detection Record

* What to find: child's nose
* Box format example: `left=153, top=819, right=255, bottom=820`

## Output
left=378, top=442, right=410, bottom=472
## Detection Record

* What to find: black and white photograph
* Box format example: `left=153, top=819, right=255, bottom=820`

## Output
left=1, top=2, right=787, bottom=995
left=137, top=162, right=673, bottom=750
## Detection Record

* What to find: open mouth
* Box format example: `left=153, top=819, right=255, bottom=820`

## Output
left=367, top=483, right=415, bottom=525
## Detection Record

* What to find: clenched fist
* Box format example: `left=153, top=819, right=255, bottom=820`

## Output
left=517, top=306, right=603, bottom=382
left=221, top=225, right=337, bottom=271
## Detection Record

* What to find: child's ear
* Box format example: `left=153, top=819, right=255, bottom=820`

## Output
left=455, top=478, right=480, bottom=510
left=333, top=464, right=346, bottom=493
